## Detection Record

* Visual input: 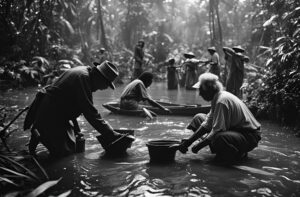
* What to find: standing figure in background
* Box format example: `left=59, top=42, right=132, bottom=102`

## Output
left=166, top=58, right=178, bottom=90
left=182, top=52, right=198, bottom=90
left=133, top=40, right=145, bottom=80
left=98, top=47, right=108, bottom=64
left=207, top=47, right=220, bottom=77
left=93, top=47, right=108, bottom=65
left=223, top=46, right=249, bottom=99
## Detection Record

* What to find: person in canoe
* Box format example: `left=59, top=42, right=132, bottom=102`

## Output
left=178, top=73, right=261, bottom=163
left=25, top=60, right=131, bottom=158
left=120, top=71, right=171, bottom=113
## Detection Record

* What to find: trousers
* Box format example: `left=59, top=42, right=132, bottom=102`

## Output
left=187, top=113, right=261, bottom=157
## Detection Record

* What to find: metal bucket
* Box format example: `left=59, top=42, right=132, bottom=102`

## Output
left=146, top=140, right=180, bottom=163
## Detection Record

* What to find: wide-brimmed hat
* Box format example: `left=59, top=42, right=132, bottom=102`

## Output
left=232, top=45, right=245, bottom=53
left=183, top=52, right=195, bottom=59
left=207, top=47, right=216, bottom=52
left=93, top=60, right=119, bottom=89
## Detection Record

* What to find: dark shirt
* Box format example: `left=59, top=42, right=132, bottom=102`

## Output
left=134, top=45, right=144, bottom=68
left=45, top=66, right=113, bottom=132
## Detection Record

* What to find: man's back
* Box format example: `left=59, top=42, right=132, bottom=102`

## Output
left=213, top=91, right=260, bottom=131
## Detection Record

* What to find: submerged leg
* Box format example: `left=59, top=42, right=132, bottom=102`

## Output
left=28, top=128, right=40, bottom=155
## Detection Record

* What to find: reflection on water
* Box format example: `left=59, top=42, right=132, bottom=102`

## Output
left=1, top=82, right=300, bottom=196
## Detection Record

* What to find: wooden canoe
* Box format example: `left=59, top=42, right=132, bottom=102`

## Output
left=102, top=101, right=211, bottom=117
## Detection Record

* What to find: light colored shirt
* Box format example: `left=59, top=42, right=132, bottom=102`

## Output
left=211, top=52, right=220, bottom=65
left=201, top=91, right=261, bottom=139
left=120, top=79, right=151, bottom=101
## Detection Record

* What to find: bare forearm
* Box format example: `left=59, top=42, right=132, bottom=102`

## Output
left=148, top=99, right=165, bottom=110
left=185, top=126, right=209, bottom=146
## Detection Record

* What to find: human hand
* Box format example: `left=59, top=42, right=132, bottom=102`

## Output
left=164, top=108, right=171, bottom=114
left=191, top=139, right=210, bottom=154
left=75, top=132, right=84, bottom=138
left=178, top=139, right=189, bottom=154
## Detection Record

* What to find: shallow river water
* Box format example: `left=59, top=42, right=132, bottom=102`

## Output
left=1, top=82, right=300, bottom=197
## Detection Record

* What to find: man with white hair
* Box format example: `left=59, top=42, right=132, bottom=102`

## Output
left=178, top=73, right=261, bottom=162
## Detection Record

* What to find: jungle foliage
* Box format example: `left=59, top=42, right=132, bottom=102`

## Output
left=0, top=0, right=299, bottom=125
left=244, top=0, right=300, bottom=126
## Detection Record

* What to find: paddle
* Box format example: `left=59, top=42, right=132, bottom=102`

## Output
left=142, top=108, right=157, bottom=119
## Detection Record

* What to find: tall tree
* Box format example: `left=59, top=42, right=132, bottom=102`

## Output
left=208, top=0, right=223, bottom=47
left=97, top=0, right=107, bottom=49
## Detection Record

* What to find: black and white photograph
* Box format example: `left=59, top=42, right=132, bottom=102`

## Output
left=0, top=0, right=299, bottom=196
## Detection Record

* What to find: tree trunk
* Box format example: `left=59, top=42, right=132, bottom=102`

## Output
left=215, top=0, right=223, bottom=47
left=208, top=2, right=213, bottom=44
left=123, top=0, right=132, bottom=48
left=96, top=0, right=100, bottom=40
left=209, top=0, right=216, bottom=46
left=98, top=0, right=108, bottom=49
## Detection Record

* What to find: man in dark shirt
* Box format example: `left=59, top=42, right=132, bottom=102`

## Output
left=28, top=61, right=125, bottom=157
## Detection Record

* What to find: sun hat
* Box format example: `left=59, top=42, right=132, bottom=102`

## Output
left=183, top=52, right=195, bottom=59
left=232, top=45, right=245, bottom=53
left=138, top=39, right=145, bottom=44
left=93, top=60, right=119, bottom=89
left=207, top=46, right=216, bottom=52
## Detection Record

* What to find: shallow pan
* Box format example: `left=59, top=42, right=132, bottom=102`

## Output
left=97, top=129, right=135, bottom=155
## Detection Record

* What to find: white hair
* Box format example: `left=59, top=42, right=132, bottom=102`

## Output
left=198, top=73, right=223, bottom=92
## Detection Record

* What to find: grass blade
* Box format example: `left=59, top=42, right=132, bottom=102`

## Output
left=0, top=155, right=40, bottom=181
left=0, top=166, right=34, bottom=181
left=25, top=178, right=62, bottom=197
left=0, top=176, right=20, bottom=187
left=31, top=156, right=49, bottom=180
left=57, top=190, right=72, bottom=197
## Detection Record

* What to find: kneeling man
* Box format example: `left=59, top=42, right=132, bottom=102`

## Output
left=179, top=73, right=261, bottom=162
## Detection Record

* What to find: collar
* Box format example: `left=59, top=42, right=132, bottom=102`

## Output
left=211, top=91, right=222, bottom=109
